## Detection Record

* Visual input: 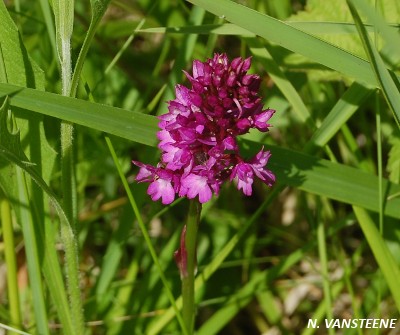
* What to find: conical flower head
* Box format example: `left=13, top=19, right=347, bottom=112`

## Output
left=133, top=53, right=276, bottom=204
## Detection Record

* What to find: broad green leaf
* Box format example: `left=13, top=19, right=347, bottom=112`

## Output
left=185, top=0, right=400, bottom=87
left=0, top=1, right=44, bottom=88
left=0, top=82, right=159, bottom=146
left=347, top=0, right=400, bottom=126
left=266, top=142, right=400, bottom=219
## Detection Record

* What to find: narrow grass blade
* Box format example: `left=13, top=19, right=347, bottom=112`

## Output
left=157, top=5, right=205, bottom=115
left=197, top=245, right=313, bottom=335
left=138, top=23, right=254, bottom=36
left=305, top=82, right=373, bottom=152
left=15, top=169, right=50, bottom=335
left=348, top=0, right=400, bottom=64
left=105, top=136, right=189, bottom=335
left=186, top=0, right=388, bottom=86
left=353, top=206, right=400, bottom=312
left=70, top=0, right=111, bottom=97
left=38, top=0, right=57, bottom=59
left=287, top=21, right=400, bottom=35
left=245, top=37, right=312, bottom=125
left=138, top=22, right=400, bottom=36
left=0, top=323, right=32, bottom=335
left=347, top=0, right=400, bottom=127
left=41, top=217, right=75, bottom=335
left=316, top=206, right=334, bottom=335
left=0, top=82, right=158, bottom=146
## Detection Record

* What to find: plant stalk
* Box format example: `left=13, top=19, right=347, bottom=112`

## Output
left=181, top=200, right=202, bottom=334
left=56, top=1, right=84, bottom=332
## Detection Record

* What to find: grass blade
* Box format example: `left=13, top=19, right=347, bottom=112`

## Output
left=305, top=82, right=373, bottom=151
left=15, top=170, right=50, bottom=335
left=186, top=0, right=380, bottom=85
left=1, top=83, right=399, bottom=219
left=138, top=22, right=400, bottom=36
left=197, top=244, right=313, bottom=335
left=245, top=37, right=312, bottom=125
left=347, top=0, right=400, bottom=127
left=353, top=206, right=400, bottom=311
left=0, top=82, right=158, bottom=147
left=105, top=136, right=189, bottom=335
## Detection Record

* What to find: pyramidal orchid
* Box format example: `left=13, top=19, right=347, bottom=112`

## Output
left=133, top=53, right=276, bottom=204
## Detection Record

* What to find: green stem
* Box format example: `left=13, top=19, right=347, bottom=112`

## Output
left=60, top=55, right=82, bottom=335
left=0, top=198, right=22, bottom=332
left=56, top=0, right=83, bottom=331
left=182, top=200, right=202, bottom=335
left=61, top=121, right=76, bottom=225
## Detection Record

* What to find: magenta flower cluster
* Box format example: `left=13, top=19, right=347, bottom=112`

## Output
left=133, top=53, right=275, bottom=204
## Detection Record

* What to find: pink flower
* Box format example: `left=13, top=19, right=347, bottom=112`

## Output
left=148, top=178, right=175, bottom=205
left=180, top=174, right=213, bottom=204
left=133, top=53, right=276, bottom=204
left=230, top=163, right=254, bottom=196
left=230, top=148, right=275, bottom=195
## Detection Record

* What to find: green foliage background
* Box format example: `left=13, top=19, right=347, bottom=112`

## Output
left=0, top=0, right=399, bottom=334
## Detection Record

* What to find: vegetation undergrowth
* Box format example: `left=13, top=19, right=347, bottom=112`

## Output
left=0, top=0, right=399, bottom=334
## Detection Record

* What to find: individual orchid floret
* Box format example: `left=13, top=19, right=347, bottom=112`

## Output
left=230, top=148, right=275, bottom=196
left=133, top=53, right=276, bottom=204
